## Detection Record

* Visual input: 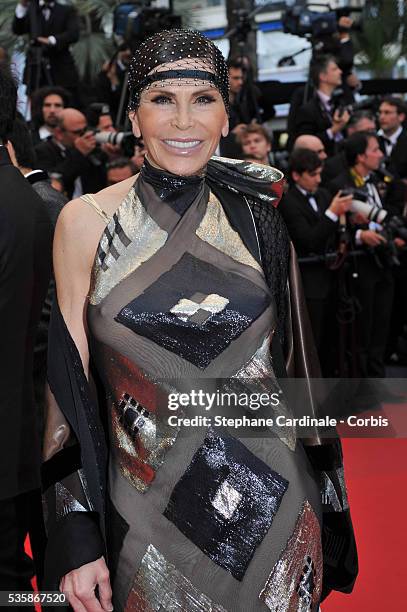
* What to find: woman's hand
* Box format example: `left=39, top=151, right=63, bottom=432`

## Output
left=60, top=557, right=113, bottom=612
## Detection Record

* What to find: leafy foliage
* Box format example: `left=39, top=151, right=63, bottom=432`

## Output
left=354, top=0, right=407, bottom=76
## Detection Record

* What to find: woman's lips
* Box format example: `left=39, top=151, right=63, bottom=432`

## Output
left=162, top=139, right=203, bottom=153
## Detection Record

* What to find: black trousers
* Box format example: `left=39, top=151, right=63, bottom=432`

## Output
left=306, top=292, right=337, bottom=377
left=353, top=258, right=394, bottom=377
left=0, top=489, right=46, bottom=594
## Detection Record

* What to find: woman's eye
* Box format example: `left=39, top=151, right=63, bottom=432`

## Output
left=151, top=95, right=173, bottom=104
left=195, top=95, right=215, bottom=104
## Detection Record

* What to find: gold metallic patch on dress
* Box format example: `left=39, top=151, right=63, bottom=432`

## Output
left=90, top=188, right=167, bottom=305
left=126, top=544, right=228, bottom=611
left=196, top=193, right=262, bottom=272
left=259, top=500, right=322, bottom=612
left=229, top=334, right=296, bottom=451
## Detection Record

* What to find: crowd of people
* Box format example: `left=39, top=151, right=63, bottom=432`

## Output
left=0, top=1, right=405, bottom=608
left=224, top=54, right=407, bottom=380
left=5, top=47, right=406, bottom=382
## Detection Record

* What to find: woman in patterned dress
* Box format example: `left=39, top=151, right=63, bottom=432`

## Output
left=42, top=30, right=357, bottom=612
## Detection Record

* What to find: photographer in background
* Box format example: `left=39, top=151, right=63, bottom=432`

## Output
left=377, top=96, right=407, bottom=180
left=280, top=148, right=352, bottom=372
left=219, top=59, right=262, bottom=158
left=321, top=110, right=376, bottom=185
left=316, top=15, right=360, bottom=104
left=12, top=1, right=80, bottom=101
left=329, top=132, right=395, bottom=378
left=29, top=84, right=71, bottom=145
left=292, top=55, right=350, bottom=156
left=35, top=107, right=107, bottom=198
left=95, top=44, right=132, bottom=123
left=86, top=102, right=122, bottom=162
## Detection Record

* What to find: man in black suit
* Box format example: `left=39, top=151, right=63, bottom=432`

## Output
left=377, top=96, right=407, bottom=179
left=377, top=97, right=407, bottom=363
left=291, top=55, right=350, bottom=156
left=0, top=65, right=52, bottom=592
left=321, top=110, right=377, bottom=186
left=12, top=0, right=79, bottom=100
left=35, top=107, right=107, bottom=198
left=280, top=148, right=352, bottom=371
left=328, top=132, right=395, bottom=378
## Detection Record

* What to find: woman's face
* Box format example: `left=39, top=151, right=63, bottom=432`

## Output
left=129, top=81, right=229, bottom=176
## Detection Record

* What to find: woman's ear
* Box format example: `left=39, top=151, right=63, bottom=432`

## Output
left=221, top=117, right=229, bottom=138
left=129, top=111, right=142, bottom=138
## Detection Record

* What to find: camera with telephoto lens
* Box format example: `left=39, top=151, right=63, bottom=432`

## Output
left=93, top=130, right=136, bottom=157
left=343, top=188, right=407, bottom=266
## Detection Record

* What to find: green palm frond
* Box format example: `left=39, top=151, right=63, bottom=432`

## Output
left=72, top=28, right=114, bottom=81
left=73, top=0, right=117, bottom=23
left=0, top=0, right=24, bottom=52
left=354, top=0, right=407, bottom=77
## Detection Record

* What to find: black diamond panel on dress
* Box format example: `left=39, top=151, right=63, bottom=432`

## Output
left=115, top=253, right=270, bottom=369
left=163, top=428, right=288, bottom=581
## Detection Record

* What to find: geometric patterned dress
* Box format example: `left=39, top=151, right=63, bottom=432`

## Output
left=84, top=166, right=324, bottom=611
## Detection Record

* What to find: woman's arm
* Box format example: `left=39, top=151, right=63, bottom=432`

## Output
left=46, top=197, right=113, bottom=611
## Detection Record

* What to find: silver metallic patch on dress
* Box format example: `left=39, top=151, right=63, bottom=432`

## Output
left=77, top=468, right=94, bottom=511
left=337, top=466, right=349, bottom=510
left=55, top=481, right=88, bottom=521
left=229, top=334, right=296, bottom=451
left=196, top=194, right=262, bottom=272
left=212, top=480, right=242, bottom=519
left=259, top=500, right=322, bottom=612
left=90, top=188, right=167, bottom=305
left=211, top=155, right=284, bottom=183
left=321, top=469, right=349, bottom=512
left=126, top=544, right=228, bottom=611
left=170, top=293, right=229, bottom=323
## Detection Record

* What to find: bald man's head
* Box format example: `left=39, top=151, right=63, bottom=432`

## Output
left=293, top=135, right=327, bottom=161
left=56, top=108, right=87, bottom=147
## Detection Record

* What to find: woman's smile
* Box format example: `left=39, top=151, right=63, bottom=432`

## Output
left=162, top=138, right=204, bottom=153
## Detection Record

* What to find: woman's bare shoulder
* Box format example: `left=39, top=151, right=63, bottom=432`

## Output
left=55, top=175, right=138, bottom=263
left=92, top=174, right=138, bottom=217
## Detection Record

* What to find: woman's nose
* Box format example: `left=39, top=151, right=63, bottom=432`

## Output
left=172, top=104, right=194, bottom=130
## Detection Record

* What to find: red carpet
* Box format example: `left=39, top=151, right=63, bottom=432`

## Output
left=324, top=438, right=407, bottom=611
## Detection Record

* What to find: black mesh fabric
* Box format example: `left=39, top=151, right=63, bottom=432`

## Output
left=127, top=29, right=229, bottom=112
left=247, top=197, right=290, bottom=345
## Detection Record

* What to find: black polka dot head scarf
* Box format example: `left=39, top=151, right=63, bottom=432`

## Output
left=127, top=29, right=229, bottom=113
